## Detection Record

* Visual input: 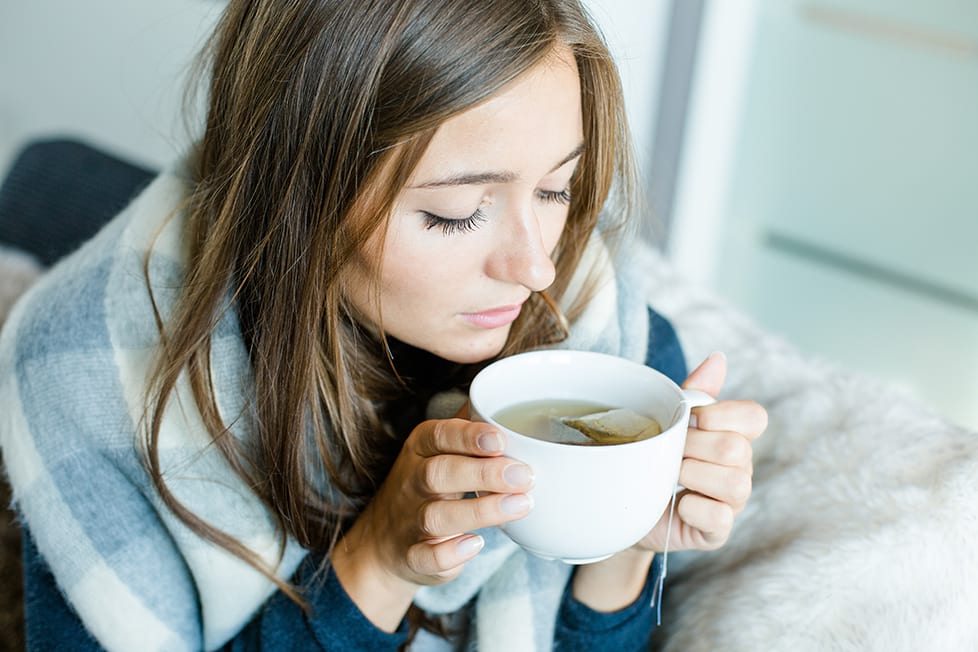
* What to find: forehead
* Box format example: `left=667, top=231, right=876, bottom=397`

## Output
left=408, top=50, right=584, bottom=182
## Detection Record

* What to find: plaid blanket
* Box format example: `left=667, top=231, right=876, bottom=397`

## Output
left=0, top=163, right=660, bottom=651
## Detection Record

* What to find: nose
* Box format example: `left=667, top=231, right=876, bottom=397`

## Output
left=485, top=202, right=557, bottom=292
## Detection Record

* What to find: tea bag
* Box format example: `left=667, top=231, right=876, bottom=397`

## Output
left=556, top=408, right=662, bottom=445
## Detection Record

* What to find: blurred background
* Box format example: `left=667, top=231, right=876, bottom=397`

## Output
left=1, top=0, right=976, bottom=429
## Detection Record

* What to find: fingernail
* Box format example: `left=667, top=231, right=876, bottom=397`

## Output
left=501, top=493, right=533, bottom=515
left=503, top=463, right=534, bottom=488
left=710, top=351, right=727, bottom=362
left=456, top=535, right=484, bottom=558
left=478, top=432, right=504, bottom=452
left=688, top=414, right=699, bottom=429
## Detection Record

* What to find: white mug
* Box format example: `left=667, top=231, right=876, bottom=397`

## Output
left=469, top=349, right=713, bottom=564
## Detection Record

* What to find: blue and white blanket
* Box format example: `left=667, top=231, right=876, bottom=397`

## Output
left=0, top=162, right=659, bottom=651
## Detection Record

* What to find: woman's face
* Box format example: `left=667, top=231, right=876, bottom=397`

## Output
left=346, top=49, right=585, bottom=364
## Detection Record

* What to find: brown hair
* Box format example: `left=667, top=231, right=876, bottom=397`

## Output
left=144, top=0, right=636, bottom=635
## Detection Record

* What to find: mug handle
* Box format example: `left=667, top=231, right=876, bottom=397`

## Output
left=675, top=389, right=716, bottom=491
left=682, top=388, right=716, bottom=410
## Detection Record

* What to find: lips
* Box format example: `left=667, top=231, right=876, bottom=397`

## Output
left=460, top=302, right=526, bottom=329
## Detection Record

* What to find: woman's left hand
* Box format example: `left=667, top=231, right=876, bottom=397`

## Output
left=573, top=351, right=767, bottom=612
left=635, top=351, right=767, bottom=553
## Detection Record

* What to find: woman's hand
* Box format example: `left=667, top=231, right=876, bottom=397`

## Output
left=637, top=351, right=767, bottom=553
left=331, top=418, right=534, bottom=631
left=573, top=352, right=767, bottom=612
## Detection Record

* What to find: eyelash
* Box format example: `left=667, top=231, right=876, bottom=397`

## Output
left=540, top=189, right=573, bottom=206
left=422, top=208, right=489, bottom=235
left=422, top=189, right=572, bottom=235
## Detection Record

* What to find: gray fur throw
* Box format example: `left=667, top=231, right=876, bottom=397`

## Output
left=0, top=247, right=42, bottom=326
left=644, top=250, right=978, bottom=651
left=0, top=245, right=42, bottom=652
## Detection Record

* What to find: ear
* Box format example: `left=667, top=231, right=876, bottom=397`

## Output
left=681, top=351, right=727, bottom=399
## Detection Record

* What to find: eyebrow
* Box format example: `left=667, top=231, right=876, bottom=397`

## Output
left=409, top=142, right=585, bottom=189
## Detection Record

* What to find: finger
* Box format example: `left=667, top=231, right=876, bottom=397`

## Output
left=417, top=492, right=533, bottom=539
left=681, top=351, right=727, bottom=398
left=416, top=454, right=534, bottom=495
left=691, top=400, right=767, bottom=439
left=412, top=419, right=506, bottom=458
left=679, top=458, right=752, bottom=509
left=405, top=534, right=484, bottom=579
left=684, top=429, right=753, bottom=469
left=676, top=492, right=734, bottom=549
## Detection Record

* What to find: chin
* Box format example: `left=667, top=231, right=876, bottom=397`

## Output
left=436, top=331, right=510, bottom=365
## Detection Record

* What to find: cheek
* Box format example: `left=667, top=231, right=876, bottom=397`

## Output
left=375, top=235, right=448, bottom=310
left=341, top=227, right=399, bottom=326
left=545, top=210, right=571, bottom=255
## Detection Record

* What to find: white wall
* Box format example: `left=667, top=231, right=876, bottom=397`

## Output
left=584, top=0, right=672, bottom=187
left=675, top=0, right=978, bottom=429
left=667, top=0, right=760, bottom=285
left=0, top=1, right=223, bottom=174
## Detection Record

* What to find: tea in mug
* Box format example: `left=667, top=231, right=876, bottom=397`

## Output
left=493, top=399, right=663, bottom=445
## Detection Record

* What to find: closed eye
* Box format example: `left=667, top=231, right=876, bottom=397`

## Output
left=422, top=208, right=489, bottom=235
left=538, top=189, right=572, bottom=205
left=421, top=189, right=570, bottom=236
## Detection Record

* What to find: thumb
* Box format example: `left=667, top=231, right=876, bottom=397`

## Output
left=682, top=351, right=727, bottom=399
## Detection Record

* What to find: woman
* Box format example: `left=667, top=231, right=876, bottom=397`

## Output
left=1, top=0, right=766, bottom=650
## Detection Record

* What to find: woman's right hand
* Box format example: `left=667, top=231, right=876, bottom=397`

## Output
left=330, top=418, right=534, bottom=630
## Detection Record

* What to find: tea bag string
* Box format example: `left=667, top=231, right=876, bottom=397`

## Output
left=650, top=485, right=679, bottom=625
left=652, top=391, right=714, bottom=621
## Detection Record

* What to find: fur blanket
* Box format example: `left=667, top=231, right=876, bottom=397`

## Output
left=0, top=245, right=43, bottom=652
left=644, top=254, right=978, bottom=651
left=2, top=242, right=975, bottom=651
left=0, top=247, right=42, bottom=326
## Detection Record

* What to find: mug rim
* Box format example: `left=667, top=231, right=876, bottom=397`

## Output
left=470, top=349, right=688, bottom=449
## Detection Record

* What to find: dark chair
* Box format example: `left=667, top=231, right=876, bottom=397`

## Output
left=0, top=137, right=157, bottom=652
left=0, top=138, right=156, bottom=266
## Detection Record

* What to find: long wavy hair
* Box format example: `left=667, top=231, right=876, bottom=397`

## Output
left=143, top=0, right=637, bottom=637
